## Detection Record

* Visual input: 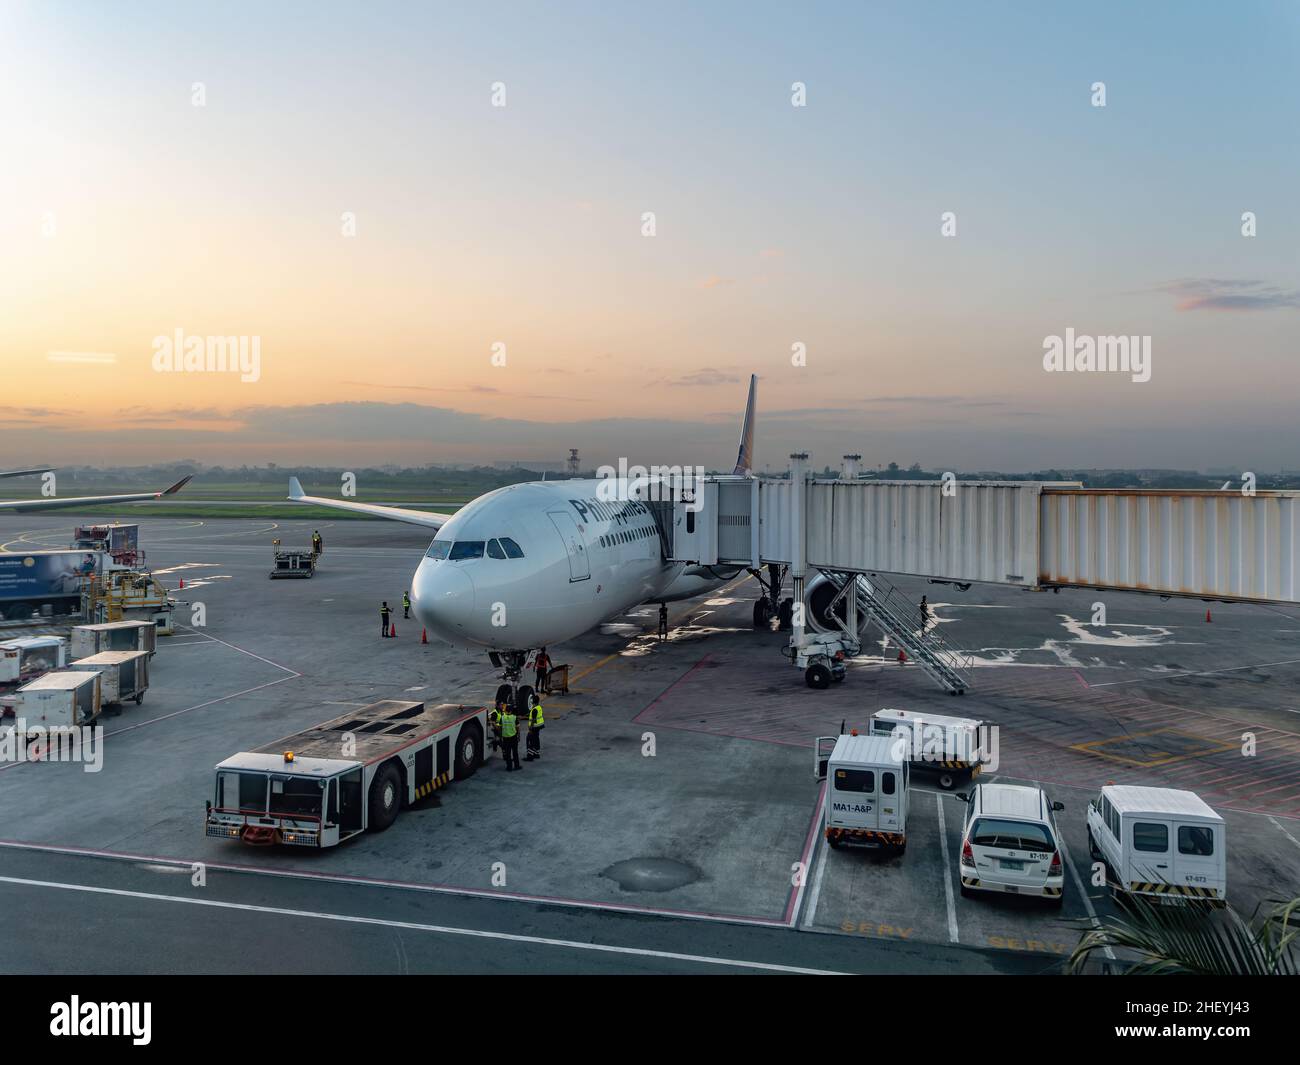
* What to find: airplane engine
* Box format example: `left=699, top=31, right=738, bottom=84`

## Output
left=803, top=572, right=871, bottom=635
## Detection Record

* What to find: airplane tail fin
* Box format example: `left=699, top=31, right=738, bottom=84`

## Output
left=731, top=374, right=757, bottom=475
left=161, top=475, right=193, bottom=496
left=288, top=476, right=305, bottom=500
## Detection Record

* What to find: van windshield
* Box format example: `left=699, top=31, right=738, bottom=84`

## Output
left=970, top=818, right=1054, bottom=851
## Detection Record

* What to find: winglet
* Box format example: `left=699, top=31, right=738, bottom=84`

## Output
left=288, top=476, right=305, bottom=500
left=731, top=374, right=757, bottom=475
left=161, top=475, right=193, bottom=496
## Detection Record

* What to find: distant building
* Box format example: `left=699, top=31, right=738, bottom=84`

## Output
left=491, top=460, right=565, bottom=472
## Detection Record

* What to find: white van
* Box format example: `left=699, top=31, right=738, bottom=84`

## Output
left=1087, top=785, right=1226, bottom=903
left=958, top=782, right=1065, bottom=906
left=814, top=733, right=909, bottom=853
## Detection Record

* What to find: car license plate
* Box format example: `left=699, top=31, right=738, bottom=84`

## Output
left=1000, top=859, right=1024, bottom=870
left=1005, top=885, right=1019, bottom=893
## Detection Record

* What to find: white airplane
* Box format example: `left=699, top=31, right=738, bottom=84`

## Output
left=289, top=376, right=764, bottom=709
left=0, top=473, right=193, bottom=512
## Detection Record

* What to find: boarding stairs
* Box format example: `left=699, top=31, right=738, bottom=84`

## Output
left=818, top=570, right=973, bottom=694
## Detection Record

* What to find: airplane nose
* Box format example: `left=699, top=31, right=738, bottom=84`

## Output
left=411, top=561, right=476, bottom=642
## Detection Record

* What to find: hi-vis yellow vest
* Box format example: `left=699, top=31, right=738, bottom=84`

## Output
left=530, top=704, right=544, bottom=727
left=501, top=712, right=518, bottom=739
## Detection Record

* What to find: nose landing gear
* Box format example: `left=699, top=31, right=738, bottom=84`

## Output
left=491, top=650, right=536, bottom=720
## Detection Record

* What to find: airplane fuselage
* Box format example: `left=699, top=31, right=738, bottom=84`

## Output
left=410, top=478, right=737, bottom=651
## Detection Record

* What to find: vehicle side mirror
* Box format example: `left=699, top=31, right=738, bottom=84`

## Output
left=956, top=792, right=970, bottom=804
left=1051, top=801, right=1065, bottom=812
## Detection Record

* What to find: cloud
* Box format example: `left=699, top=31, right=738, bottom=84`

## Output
left=664, top=368, right=742, bottom=387
left=1157, top=278, right=1300, bottom=312
left=758, top=248, right=784, bottom=259
left=699, top=275, right=736, bottom=289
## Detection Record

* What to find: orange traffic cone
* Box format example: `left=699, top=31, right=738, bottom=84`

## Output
left=178, top=578, right=184, bottom=589
left=897, top=649, right=907, bottom=664
left=1206, top=610, right=1212, bottom=623
left=390, top=624, right=397, bottom=638
left=421, top=628, right=428, bottom=644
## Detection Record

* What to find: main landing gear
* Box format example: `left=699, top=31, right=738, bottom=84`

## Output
left=751, top=562, right=793, bottom=630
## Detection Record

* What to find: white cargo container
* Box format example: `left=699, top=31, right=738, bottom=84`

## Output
left=1087, top=785, right=1227, bottom=903
left=0, top=636, right=66, bottom=687
left=66, top=649, right=150, bottom=708
left=9, top=670, right=101, bottom=734
left=71, top=619, right=157, bottom=660
left=814, top=732, right=909, bottom=852
left=869, top=707, right=987, bottom=789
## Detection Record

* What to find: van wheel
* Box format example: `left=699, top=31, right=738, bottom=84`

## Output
left=134, top=692, right=144, bottom=705
left=806, top=663, right=832, bottom=689
left=368, top=762, right=403, bottom=832
left=1047, top=892, right=1064, bottom=909
left=1087, top=829, right=1101, bottom=861
left=455, top=721, right=482, bottom=779
left=959, top=883, right=973, bottom=898
left=937, top=772, right=955, bottom=790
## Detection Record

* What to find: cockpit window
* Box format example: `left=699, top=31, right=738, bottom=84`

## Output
left=449, top=541, right=485, bottom=560
left=499, top=537, right=524, bottom=558
left=426, top=540, right=451, bottom=560
left=487, top=539, right=506, bottom=559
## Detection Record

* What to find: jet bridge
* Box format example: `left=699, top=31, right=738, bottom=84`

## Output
left=669, top=454, right=1300, bottom=691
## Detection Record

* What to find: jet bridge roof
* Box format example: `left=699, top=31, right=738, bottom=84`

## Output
left=669, top=472, right=1300, bottom=604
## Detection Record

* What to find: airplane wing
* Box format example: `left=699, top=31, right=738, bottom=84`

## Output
left=288, top=477, right=455, bottom=530
left=0, top=475, right=193, bottom=512
left=0, top=467, right=55, bottom=479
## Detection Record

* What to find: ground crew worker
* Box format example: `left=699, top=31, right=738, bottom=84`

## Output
left=533, top=647, right=551, bottom=694
left=500, top=705, right=521, bottom=771
left=525, top=698, right=545, bottom=760
left=380, top=601, right=392, bottom=637
left=488, top=701, right=504, bottom=751
left=918, top=595, right=930, bottom=637
left=312, top=530, right=323, bottom=557
left=402, top=591, right=411, bottom=619
left=658, top=603, right=668, bottom=641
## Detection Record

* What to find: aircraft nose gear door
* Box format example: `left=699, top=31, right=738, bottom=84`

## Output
left=548, top=510, right=591, bottom=581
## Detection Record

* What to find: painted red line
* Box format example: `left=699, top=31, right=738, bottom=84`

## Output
left=784, top=779, right=826, bottom=926
left=0, top=837, right=791, bottom=928
left=631, top=654, right=714, bottom=725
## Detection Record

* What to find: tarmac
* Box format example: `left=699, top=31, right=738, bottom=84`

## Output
left=1, top=513, right=1298, bottom=973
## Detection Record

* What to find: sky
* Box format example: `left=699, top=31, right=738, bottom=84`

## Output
left=1, top=1, right=1297, bottom=473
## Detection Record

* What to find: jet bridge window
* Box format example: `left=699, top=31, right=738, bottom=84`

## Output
left=426, top=540, right=452, bottom=560
left=449, top=541, right=485, bottom=560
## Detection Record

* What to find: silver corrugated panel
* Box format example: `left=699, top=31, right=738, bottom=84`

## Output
left=1039, top=490, right=1300, bottom=603
left=801, top=481, right=1049, bottom=584
left=757, top=480, right=796, bottom=564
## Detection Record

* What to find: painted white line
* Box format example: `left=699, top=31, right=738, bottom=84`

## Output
left=0, top=874, right=841, bottom=975
left=1268, top=815, right=1300, bottom=853
left=101, top=675, right=299, bottom=739
left=934, top=793, right=960, bottom=944
left=174, top=626, right=301, bottom=677
left=0, top=838, right=788, bottom=927
left=1058, top=837, right=1115, bottom=963
left=1089, top=657, right=1300, bottom=688
left=801, top=833, right=830, bottom=929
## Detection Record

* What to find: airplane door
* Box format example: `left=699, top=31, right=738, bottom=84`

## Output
left=548, top=511, right=590, bottom=581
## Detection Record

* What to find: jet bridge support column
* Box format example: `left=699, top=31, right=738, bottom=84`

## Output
left=789, top=452, right=808, bottom=658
